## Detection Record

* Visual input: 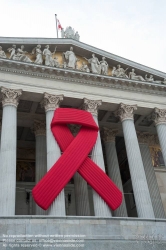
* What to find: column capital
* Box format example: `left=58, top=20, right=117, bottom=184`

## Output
left=115, top=103, right=137, bottom=122
left=33, top=120, right=46, bottom=136
left=68, top=124, right=80, bottom=136
left=152, top=108, right=166, bottom=126
left=102, top=127, right=118, bottom=143
left=137, top=131, right=159, bottom=146
left=83, top=98, right=102, bottom=116
left=1, top=87, right=22, bottom=108
left=42, top=92, right=64, bottom=112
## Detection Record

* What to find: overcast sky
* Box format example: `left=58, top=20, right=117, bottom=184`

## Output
left=1, top=0, right=166, bottom=72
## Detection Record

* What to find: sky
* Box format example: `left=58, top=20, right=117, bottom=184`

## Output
left=0, top=0, right=166, bottom=72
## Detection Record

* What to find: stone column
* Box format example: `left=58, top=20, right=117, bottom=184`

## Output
left=0, top=87, right=22, bottom=215
left=152, top=108, right=166, bottom=168
left=69, top=125, right=90, bottom=216
left=115, top=103, right=154, bottom=218
left=83, top=98, right=112, bottom=216
left=33, top=120, right=47, bottom=215
left=102, top=127, right=128, bottom=217
left=43, top=92, right=66, bottom=216
left=137, top=132, right=165, bottom=218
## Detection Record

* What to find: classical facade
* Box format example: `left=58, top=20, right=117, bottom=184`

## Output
left=0, top=37, right=166, bottom=249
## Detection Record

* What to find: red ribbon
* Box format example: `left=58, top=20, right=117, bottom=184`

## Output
left=32, top=108, right=122, bottom=210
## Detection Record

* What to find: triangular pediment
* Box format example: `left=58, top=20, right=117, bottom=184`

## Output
left=0, top=37, right=166, bottom=84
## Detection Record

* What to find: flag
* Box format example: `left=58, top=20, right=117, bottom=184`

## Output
left=58, top=19, right=62, bottom=30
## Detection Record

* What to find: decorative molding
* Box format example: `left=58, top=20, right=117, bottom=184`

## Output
left=102, top=127, right=118, bottom=142
left=137, top=131, right=159, bottom=146
left=115, top=103, right=137, bottom=122
left=42, top=92, right=64, bottom=112
left=1, top=86, right=22, bottom=107
left=83, top=98, right=102, bottom=116
left=0, top=59, right=166, bottom=97
left=152, top=108, right=166, bottom=125
left=33, top=120, right=46, bottom=136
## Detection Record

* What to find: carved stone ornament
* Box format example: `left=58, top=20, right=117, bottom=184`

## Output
left=152, top=108, right=166, bottom=125
left=1, top=87, right=22, bottom=107
left=137, top=131, right=159, bottom=146
left=102, top=127, right=118, bottom=142
left=115, top=103, right=137, bottom=122
left=33, top=120, right=46, bottom=136
left=42, top=92, right=64, bottom=112
left=83, top=98, right=102, bottom=116
left=68, top=124, right=80, bottom=136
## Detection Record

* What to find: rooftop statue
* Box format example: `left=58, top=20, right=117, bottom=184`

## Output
left=100, top=56, right=108, bottom=75
left=61, top=26, right=80, bottom=41
left=63, top=47, right=77, bottom=69
left=43, top=45, right=59, bottom=67
left=116, top=64, right=128, bottom=78
left=0, top=46, right=7, bottom=59
left=80, top=62, right=90, bottom=72
left=7, top=45, right=16, bottom=59
left=74, top=31, right=80, bottom=41
left=32, top=45, right=43, bottom=65
left=145, top=74, right=161, bottom=84
left=84, top=54, right=101, bottom=74
left=12, top=45, right=32, bottom=63
left=129, top=69, right=145, bottom=81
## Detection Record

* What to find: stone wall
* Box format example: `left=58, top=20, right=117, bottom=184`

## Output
left=0, top=217, right=165, bottom=250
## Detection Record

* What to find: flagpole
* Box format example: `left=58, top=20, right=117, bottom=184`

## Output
left=55, top=14, right=58, bottom=38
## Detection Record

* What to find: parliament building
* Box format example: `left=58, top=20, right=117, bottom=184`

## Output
left=0, top=33, right=166, bottom=249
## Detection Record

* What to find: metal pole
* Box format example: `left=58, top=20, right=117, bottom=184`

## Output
left=55, top=14, right=58, bottom=38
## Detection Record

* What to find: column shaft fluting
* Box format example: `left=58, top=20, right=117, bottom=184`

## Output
left=91, top=116, right=112, bottom=216
left=156, top=124, right=166, bottom=168
left=139, top=143, right=165, bottom=218
left=46, top=110, right=66, bottom=216
left=122, top=119, right=154, bottom=218
left=34, top=120, right=47, bottom=215
left=74, top=173, right=90, bottom=216
left=104, top=140, right=128, bottom=217
left=0, top=87, right=22, bottom=215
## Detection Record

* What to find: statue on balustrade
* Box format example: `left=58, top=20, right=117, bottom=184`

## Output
left=32, top=45, right=43, bottom=65
left=100, top=56, right=108, bottom=75
left=7, top=45, right=16, bottom=59
left=80, top=62, right=90, bottom=72
left=145, top=74, right=161, bottom=84
left=84, top=54, right=101, bottom=74
left=129, top=69, right=145, bottom=81
left=63, top=47, right=77, bottom=69
left=43, top=45, right=59, bottom=67
left=74, top=31, right=80, bottom=41
left=65, top=26, right=75, bottom=39
left=0, top=46, right=7, bottom=58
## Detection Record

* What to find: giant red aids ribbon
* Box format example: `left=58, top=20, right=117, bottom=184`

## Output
left=32, top=108, right=122, bottom=210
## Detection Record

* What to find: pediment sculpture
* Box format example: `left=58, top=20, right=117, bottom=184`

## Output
left=0, top=44, right=164, bottom=83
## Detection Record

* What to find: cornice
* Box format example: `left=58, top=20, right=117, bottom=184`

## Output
left=0, top=58, right=166, bottom=97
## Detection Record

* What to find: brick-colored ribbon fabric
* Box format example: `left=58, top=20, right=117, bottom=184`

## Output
left=32, top=108, right=122, bottom=210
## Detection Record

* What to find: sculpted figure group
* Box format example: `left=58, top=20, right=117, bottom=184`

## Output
left=0, top=44, right=165, bottom=84
left=61, top=26, right=80, bottom=41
